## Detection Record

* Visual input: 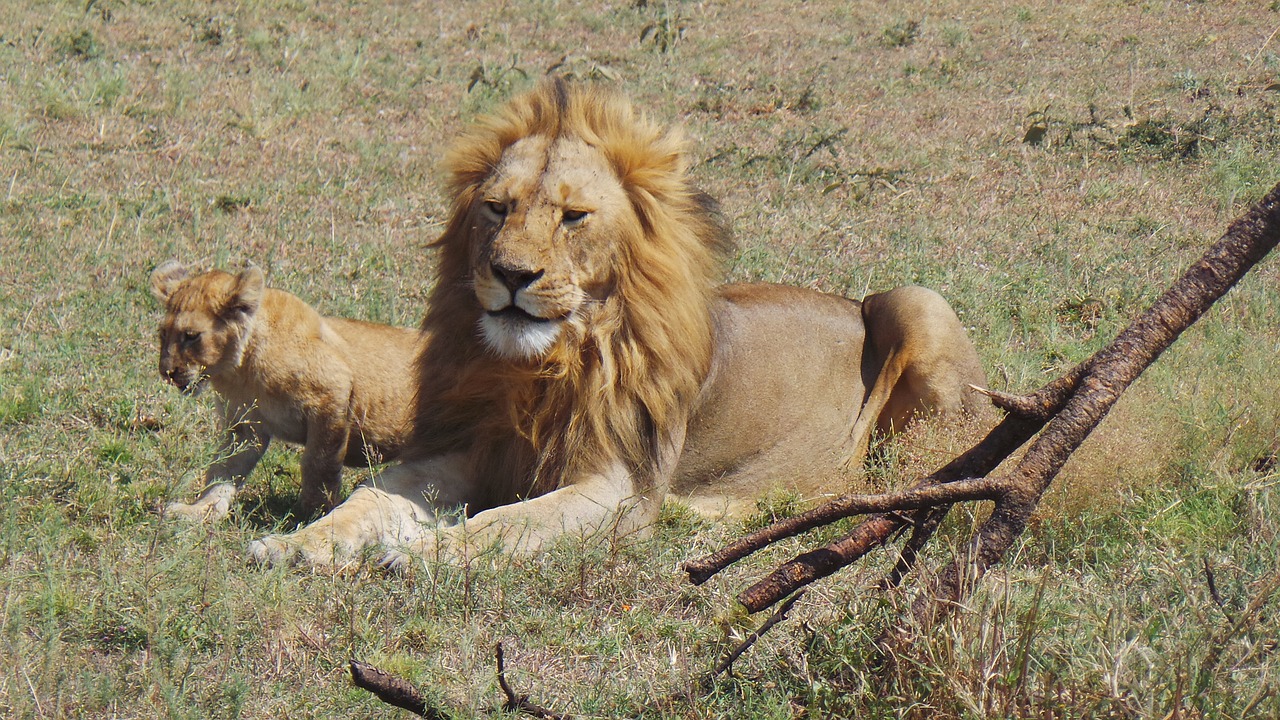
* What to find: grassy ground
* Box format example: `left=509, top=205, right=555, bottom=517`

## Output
left=2, top=0, right=1280, bottom=717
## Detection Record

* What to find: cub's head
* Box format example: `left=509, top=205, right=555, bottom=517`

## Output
left=150, top=261, right=264, bottom=395
left=432, top=79, right=731, bottom=364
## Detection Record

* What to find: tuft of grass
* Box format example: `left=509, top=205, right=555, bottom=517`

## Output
left=881, top=19, right=920, bottom=48
left=60, top=28, right=103, bottom=60
left=639, top=4, right=688, bottom=53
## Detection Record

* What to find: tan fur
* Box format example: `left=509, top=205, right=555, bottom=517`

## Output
left=246, top=81, right=988, bottom=567
left=151, top=261, right=423, bottom=522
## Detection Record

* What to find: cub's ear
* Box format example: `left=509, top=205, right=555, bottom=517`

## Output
left=150, top=260, right=189, bottom=303
left=223, top=266, right=265, bottom=321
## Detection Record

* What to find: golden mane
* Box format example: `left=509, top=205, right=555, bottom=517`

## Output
left=406, top=80, right=731, bottom=510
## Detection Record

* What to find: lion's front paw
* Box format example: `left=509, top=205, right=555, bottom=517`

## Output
left=377, top=535, right=444, bottom=574
left=164, top=497, right=231, bottom=523
left=377, top=547, right=415, bottom=574
left=247, top=533, right=360, bottom=569
left=247, top=535, right=297, bottom=566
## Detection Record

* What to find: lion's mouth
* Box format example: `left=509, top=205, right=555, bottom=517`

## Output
left=479, top=306, right=567, bottom=360
left=487, top=306, right=555, bottom=324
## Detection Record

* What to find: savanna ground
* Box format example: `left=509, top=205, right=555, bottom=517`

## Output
left=2, top=1, right=1280, bottom=717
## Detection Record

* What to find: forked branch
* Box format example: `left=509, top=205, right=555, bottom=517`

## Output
left=686, top=180, right=1280, bottom=627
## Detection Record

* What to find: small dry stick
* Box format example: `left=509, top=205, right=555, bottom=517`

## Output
left=683, top=475, right=1013, bottom=587
left=702, top=591, right=806, bottom=686
left=1203, top=557, right=1233, bottom=621
left=496, top=642, right=571, bottom=720
left=1198, top=565, right=1280, bottom=693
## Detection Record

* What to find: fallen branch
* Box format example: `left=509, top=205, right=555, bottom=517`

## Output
left=349, top=660, right=451, bottom=719
left=686, top=181, right=1280, bottom=631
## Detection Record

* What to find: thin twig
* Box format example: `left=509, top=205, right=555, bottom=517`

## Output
left=1198, top=565, right=1280, bottom=693
left=1203, top=556, right=1233, bottom=621
left=496, top=643, right=571, bottom=720
left=880, top=506, right=949, bottom=590
left=703, top=591, right=806, bottom=686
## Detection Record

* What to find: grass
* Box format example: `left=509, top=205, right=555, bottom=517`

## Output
left=2, top=0, right=1280, bottom=717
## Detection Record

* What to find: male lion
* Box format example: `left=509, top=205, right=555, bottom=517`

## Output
left=152, top=261, right=422, bottom=521
left=247, top=80, right=987, bottom=567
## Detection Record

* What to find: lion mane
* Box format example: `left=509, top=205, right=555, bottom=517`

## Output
left=407, top=80, right=732, bottom=510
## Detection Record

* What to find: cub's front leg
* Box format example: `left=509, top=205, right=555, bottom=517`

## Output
left=297, top=414, right=352, bottom=516
left=166, top=403, right=269, bottom=522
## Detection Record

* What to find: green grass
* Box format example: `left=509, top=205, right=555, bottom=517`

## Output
left=2, top=0, right=1280, bottom=717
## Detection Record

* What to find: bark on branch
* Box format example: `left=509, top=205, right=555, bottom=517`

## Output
left=686, top=181, right=1280, bottom=626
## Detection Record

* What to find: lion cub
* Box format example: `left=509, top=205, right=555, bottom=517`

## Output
left=150, top=260, right=423, bottom=522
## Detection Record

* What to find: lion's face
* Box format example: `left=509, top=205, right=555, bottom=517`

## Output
left=150, top=262, right=263, bottom=395
left=468, top=135, right=634, bottom=361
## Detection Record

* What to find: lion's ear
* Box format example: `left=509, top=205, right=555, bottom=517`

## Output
left=150, top=260, right=189, bottom=303
left=223, top=266, right=265, bottom=322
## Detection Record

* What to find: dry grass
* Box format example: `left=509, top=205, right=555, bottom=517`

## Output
left=3, top=0, right=1280, bottom=717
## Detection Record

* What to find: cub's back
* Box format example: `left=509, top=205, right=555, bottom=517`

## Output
left=324, top=316, right=424, bottom=452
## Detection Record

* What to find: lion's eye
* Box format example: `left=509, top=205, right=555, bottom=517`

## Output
left=182, top=331, right=201, bottom=347
left=484, top=200, right=508, bottom=218
left=562, top=209, right=588, bottom=225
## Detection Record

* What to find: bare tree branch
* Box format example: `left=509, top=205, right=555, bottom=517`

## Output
left=686, top=180, right=1280, bottom=630
left=916, top=180, right=1280, bottom=626
left=350, top=648, right=570, bottom=720
left=684, top=475, right=1013, bottom=587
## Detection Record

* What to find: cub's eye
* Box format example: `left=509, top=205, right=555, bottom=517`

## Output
left=483, top=200, right=508, bottom=218
left=181, top=331, right=201, bottom=347
left=562, top=209, right=589, bottom=225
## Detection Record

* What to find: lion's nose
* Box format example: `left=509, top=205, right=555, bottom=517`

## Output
left=490, top=262, right=544, bottom=294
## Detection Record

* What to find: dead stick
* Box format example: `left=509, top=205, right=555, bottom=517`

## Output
left=880, top=506, right=949, bottom=590
left=698, top=358, right=1084, bottom=597
left=1203, top=557, right=1232, bottom=621
left=731, top=427, right=1039, bottom=613
left=496, top=643, right=571, bottom=720
left=685, top=468, right=1019, bottom=587
left=350, top=660, right=455, bottom=720
left=1198, top=565, right=1280, bottom=693
left=702, top=591, right=806, bottom=685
